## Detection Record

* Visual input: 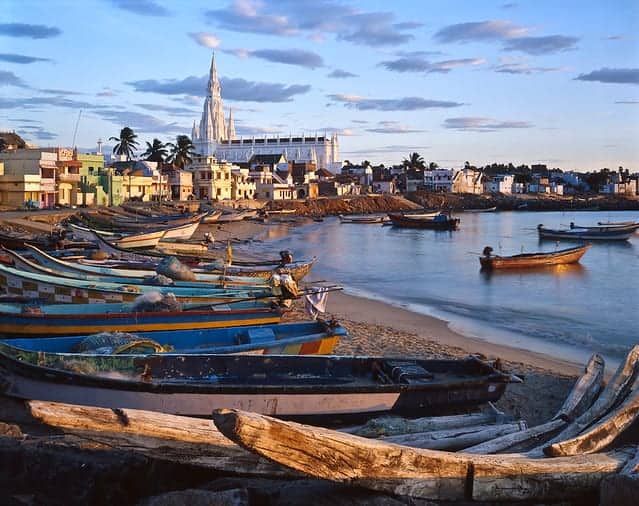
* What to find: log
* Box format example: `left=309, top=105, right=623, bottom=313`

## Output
left=466, top=353, right=605, bottom=454
left=212, top=408, right=633, bottom=502
left=380, top=421, right=527, bottom=450
left=342, top=407, right=509, bottom=437
left=528, top=345, right=639, bottom=456
left=544, top=373, right=639, bottom=456
left=599, top=447, right=639, bottom=506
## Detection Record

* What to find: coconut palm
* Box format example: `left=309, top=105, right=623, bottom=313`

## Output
left=167, top=135, right=195, bottom=169
left=429, top=161, right=439, bottom=170
left=142, top=138, right=168, bottom=164
left=402, top=152, right=425, bottom=170
left=109, top=127, right=139, bottom=161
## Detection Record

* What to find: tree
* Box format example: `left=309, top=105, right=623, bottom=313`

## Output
left=142, top=138, right=168, bottom=164
left=402, top=152, right=425, bottom=170
left=429, top=161, right=439, bottom=171
left=109, top=127, right=139, bottom=161
left=167, top=135, right=195, bottom=169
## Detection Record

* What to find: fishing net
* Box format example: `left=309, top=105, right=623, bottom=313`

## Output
left=156, top=256, right=196, bottom=281
left=131, top=291, right=182, bottom=312
left=71, top=331, right=173, bottom=354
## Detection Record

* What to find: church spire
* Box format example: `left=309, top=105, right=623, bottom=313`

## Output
left=198, top=52, right=227, bottom=148
left=227, top=108, right=236, bottom=140
left=191, top=120, right=198, bottom=141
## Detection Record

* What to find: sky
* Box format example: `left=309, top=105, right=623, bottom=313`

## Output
left=1, top=0, right=638, bottom=172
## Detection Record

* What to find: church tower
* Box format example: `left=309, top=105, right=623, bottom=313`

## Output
left=227, top=108, right=236, bottom=140
left=196, top=53, right=227, bottom=155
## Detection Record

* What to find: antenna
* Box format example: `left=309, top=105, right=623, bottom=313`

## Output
left=72, top=110, right=82, bottom=148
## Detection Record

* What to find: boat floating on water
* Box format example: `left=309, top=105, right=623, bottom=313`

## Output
left=537, top=224, right=637, bottom=241
left=388, top=212, right=460, bottom=230
left=479, top=244, right=591, bottom=270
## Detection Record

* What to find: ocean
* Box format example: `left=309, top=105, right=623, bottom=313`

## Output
left=250, top=210, right=639, bottom=366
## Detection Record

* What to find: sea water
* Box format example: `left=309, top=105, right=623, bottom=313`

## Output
left=250, top=210, right=639, bottom=365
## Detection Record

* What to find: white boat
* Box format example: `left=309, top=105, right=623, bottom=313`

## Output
left=112, top=229, right=166, bottom=249
left=159, top=221, right=199, bottom=241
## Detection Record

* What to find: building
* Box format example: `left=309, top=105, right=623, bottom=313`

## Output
left=0, top=149, right=57, bottom=208
left=484, top=174, right=514, bottom=194
left=169, top=170, right=194, bottom=201
left=186, top=154, right=233, bottom=201
left=192, top=54, right=341, bottom=172
left=423, top=168, right=454, bottom=192
left=452, top=168, right=484, bottom=194
left=231, top=166, right=255, bottom=200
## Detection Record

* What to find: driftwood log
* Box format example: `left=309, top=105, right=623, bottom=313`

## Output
left=380, top=421, right=527, bottom=450
left=545, top=371, right=639, bottom=456
left=465, top=353, right=605, bottom=454
left=212, top=408, right=634, bottom=502
left=528, top=345, right=639, bottom=457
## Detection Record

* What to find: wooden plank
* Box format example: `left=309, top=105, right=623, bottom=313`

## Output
left=380, top=421, right=527, bottom=450
left=212, top=408, right=632, bottom=502
left=544, top=374, right=639, bottom=456
left=466, top=353, right=605, bottom=454
left=528, top=345, right=639, bottom=456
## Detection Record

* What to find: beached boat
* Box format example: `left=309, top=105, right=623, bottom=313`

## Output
left=200, top=258, right=315, bottom=282
left=0, top=352, right=513, bottom=418
left=338, top=215, right=389, bottom=224
left=155, top=220, right=199, bottom=241
left=0, top=320, right=341, bottom=356
left=537, top=224, right=636, bottom=241
left=388, top=213, right=460, bottom=230
left=111, top=228, right=165, bottom=249
left=0, top=299, right=284, bottom=337
left=464, top=206, right=497, bottom=213
left=0, top=230, right=92, bottom=251
left=597, top=220, right=637, bottom=227
left=0, top=261, right=274, bottom=304
left=479, top=244, right=591, bottom=270
left=211, top=409, right=633, bottom=503
left=216, top=209, right=259, bottom=222
left=200, top=209, right=224, bottom=224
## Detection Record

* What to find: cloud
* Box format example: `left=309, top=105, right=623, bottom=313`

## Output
left=107, top=0, right=169, bottom=17
left=93, top=109, right=183, bottom=134
left=37, top=88, right=85, bottom=95
left=315, top=127, right=358, bottom=136
left=189, top=32, right=221, bottom=48
left=127, top=74, right=311, bottom=102
left=327, top=69, right=358, bottom=78
left=249, top=48, right=324, bottom=69
left=0, top=23, right=61, bottom=39
left=328, top=93, right=463, bottom=111
left=503, top=35, right=578, bottom=55
left=501, top=3, right=518, bottom=8
left=205, top=0, right=420, bottom=47
left=366, top=120, right=424, bottom=134
left=0, top=96, right=106, bottom=110
left=443, top=117, right=532, bottom=131
left=380, top=55, right=485, bottom=73
left=342, top=144, right=426, bottom=155
left=97, top=88, right=117, bottom=97
left=434, top=20, right=527, bottom=43
left=0, top=53, right=51, bottom=64
left=134, top=103, right=198, bottom=116
left=615, top=100, right=639, bottom=104
left=605, top=35, right=624, bottom=40
left=17, top=125, right=57, bottom=140
left=575, top=68, right=639, bottom=85
left=494, top=62, right=567, bottom=74
left=0, top=70, right=28, bottom=87
left=235, top=125, right=282, bottom=136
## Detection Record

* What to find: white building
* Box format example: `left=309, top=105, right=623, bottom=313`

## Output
left=186, top=154, right=233, bottom=201
left=484, top=174, right=514, bottom=194
left=452, top=168, right=484, bottom=194
left=192, top=54, right=341, bottom=172
left=423, top=168, right=454, bottom=192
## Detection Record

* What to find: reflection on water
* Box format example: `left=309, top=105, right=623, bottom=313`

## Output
left=252, top=210, right=639, bottom=361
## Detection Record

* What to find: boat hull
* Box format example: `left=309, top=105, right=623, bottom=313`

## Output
left=389, top=213, right=460, bottom=230
left=480, top=244, right=591, bottom=269
left=538, top=225, right=635, bottom=241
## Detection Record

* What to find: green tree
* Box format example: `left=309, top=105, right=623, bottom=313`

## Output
left=167, top=135, right=195, bottom=169
left=402, top=152, right=425, bottom=169
left=429, top=161, right=439, bottom=170
left=142, top=138, right=168, bottom=164
left=109, top=127, right=139, bottom=161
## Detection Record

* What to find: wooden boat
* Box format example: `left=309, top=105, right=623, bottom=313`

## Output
left=216, top=209, right=259, bottom=223
left=339, top=215, right=389, bottom=224
left=537, top=224, right=636, bottom=241
left=0, top=262, right=274, bottom=304
left=388, top=213, right=460, bottom=230
left=464, top=206, right=497, bottom=213
left=598, top=220, right=637, bottom=227
left=112, top=228, right=165, bottom=249
left=0, top=230, right=92, bottom=251
left=569, top=221, right=639, bottom=233
left=211, top=409, right=633, bottom=502
left=479, top=244, right=591, bottom=270
left=0, top=353, right=513, bottom=418
left=200, top=258, right=315, bottom=282
left=155, top=220, right=199, bottom=241
left=200, top=209, right=224, bottom=224
left=0, top=299, right=284, bottom=337
left=0, top=320, right=342, bottom=356
left=19, top=244, right=267, bottom=287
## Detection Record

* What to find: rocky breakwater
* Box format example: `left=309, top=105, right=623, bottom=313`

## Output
left=265, top=195, right=422, bottom=217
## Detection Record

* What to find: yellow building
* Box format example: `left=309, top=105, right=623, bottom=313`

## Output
left=0, top=150, right=57, bottom=208
left=187, top=154, right=232, bottom=201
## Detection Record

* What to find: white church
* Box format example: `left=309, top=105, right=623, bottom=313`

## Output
left=191, top=54, right=342, bottom=172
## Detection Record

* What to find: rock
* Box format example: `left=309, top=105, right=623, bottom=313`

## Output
left=139, top=488, right=249, bottom=506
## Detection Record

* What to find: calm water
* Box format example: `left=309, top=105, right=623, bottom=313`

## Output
left=250, top=211, right=639, bottom=364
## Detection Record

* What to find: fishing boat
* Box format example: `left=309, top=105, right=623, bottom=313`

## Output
left=0, top=320, right=341, bottom=356
left=111, top=228, right=166, bottom=250
left=569, top=221, right=639, bottom=233
left=338, top=215, right=389, bottom=224
left=155, top=220, right=199, bottom=241
left=479, top=244, right=591, bottom=270
left=388, top=212, right=460, bottom=230
left=464, top=206, right=497, bottom=213
left=200, top=209, right=224, bottom=224
left=0, top=262, right=274, bottom=304
left=0, top=230, right=92, bottom=251
left=0, top=299, right=284, bottom=337
left=537, top=224, right=636, bottom=241
left=0, top=351, right=513, bottom=418
left=200, top=258, right=315, bottom=282
left=597, top=220, right=637, bottom=226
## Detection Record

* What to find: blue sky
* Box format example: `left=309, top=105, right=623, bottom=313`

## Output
left=1, top=0, right=638, bottom=171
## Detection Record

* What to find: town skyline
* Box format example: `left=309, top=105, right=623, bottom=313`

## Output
left=1, top=0, right=638, bottom=172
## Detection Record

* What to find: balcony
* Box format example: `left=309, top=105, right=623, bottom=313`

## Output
left=57, top=173, right=81, bottom=183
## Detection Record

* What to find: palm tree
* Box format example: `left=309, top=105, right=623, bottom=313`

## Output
left=109, top=127, right=139, bottom=161
left=402, top=152, right=425, bottom=170
left=167, top=135, right=195, bottom=169
left=429, top=161, right=439, bottom=171
left=142, top=138, right=168, bottom=164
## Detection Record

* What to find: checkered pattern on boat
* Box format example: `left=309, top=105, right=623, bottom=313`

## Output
left=0, top=273, right=140, bottom=304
